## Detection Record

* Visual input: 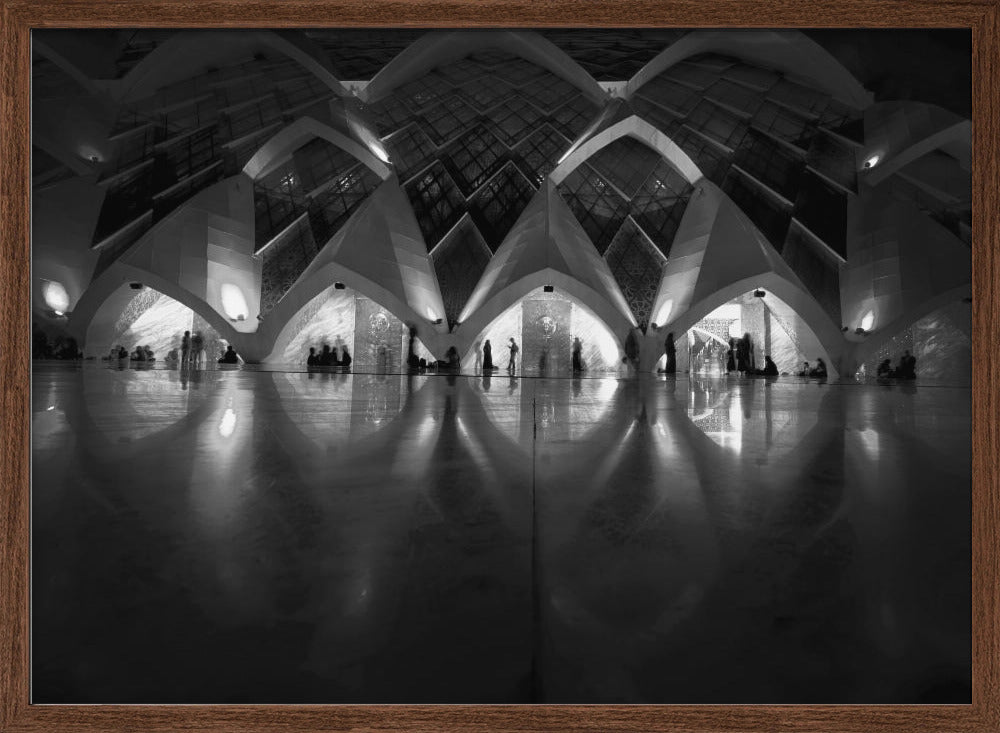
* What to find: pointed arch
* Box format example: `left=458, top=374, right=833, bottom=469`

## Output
left=363, top=30, right=605, bottom=105
left=659, top=271, right=846, bottom=378
left=117, top=30, right=348, bottom=103
left=549, top=114, right=704, bottom=186
left=242, top=115, right=392, bottom=180
left=72, top=262, right=244, bottom=357
left=626, top=29, right=872, bottom=109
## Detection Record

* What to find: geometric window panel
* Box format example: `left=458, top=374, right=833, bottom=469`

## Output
left=459, top=76, right=518, bottom=113
left=670, top=126, right=731, bottom=185
left=781, top=222, right=842, bottom=323
left=733, top=129, right=806, bottom=203
left=468, top=163, right=538, bottom=251
left=513, top=124, right=570, bottom=186
left=307, top=164, right=382, bottom=247
left=793, top=170, right=848, bottom=259
left=260, top=218, right=319, bottom=316
left=550, top=95, right=600, bottom=140
left=443, top=124, right=509, bottom=196
left=384, top=123, right=438, bottom=183
left=404, top=161, right=467, bottom=250
left=421, top=92, right=478, bottom=145
left=431, top=218, right=492, bottom=325
left=603, top=218, right=666, bottom=326
left=366, top=94, right=414, bottom=137
left=292, top=137, right=364, bottom=195
left=636, top=75, right=701, bottom=116
left=491, top=98, right=547, bottom=147
left=752, top=100, right=816, bottom=150
left=721, top=167, right=793, bottom=253
left=705, top=78, right=765, bottom=117
left=723, top=63, right=780, bottom=92
left=556, top=164, right=631, bottom=255
left=686, top=100, right=749, bottom=150
left=630, top=159, right=694, bottom=257
left=519, top=74, right=579, bottom=113
left=664, top=62, right=721, bottom=90
left=805, top=129, right=858, bottom=193
left=587, top=136, right=664, bottom=198
left=630, top=96, right=685, bottom=137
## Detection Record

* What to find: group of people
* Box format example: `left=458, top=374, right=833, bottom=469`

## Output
left=876, top=350, right=917, bottom=380
left=796, top=358, right=828, bottom=378
left=306, top=343, right=353, bottom=369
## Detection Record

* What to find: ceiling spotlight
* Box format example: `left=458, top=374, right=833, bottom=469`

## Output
left=863, top=154, right=880, bottom=169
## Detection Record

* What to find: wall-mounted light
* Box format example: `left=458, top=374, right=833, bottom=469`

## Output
left=655, top=299, right=673, bottom=326
left=220, top=283, right=249, bottom=321
left=543, top=285, right=555, bottom=293
left=129, top=282, right=144, bottom=290
left=753, top=289, right=766, bottom=298
left=433, top=318, right=443, bottom=325
left=334, top=282, right=346, bottom=290
left=40, top=279, right=70, bottom=313
left=860, top=310, right=875, bottom=331
left=863, top=154, right=880, bottom=169
left=367, top=140, right=391, bottom=164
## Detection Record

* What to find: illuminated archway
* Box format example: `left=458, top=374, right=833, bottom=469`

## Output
left=265, top=282, right=435, bottom=369
left=462, top=285, right=622, bottom=376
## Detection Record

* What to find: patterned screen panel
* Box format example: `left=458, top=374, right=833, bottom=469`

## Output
left=604, top=218, right=667, bottom=327
left=431, top=219, right=493, bottom=325
left=260, top=218, right=319, bottom=315
left=468, top=163, right=537, bottom=250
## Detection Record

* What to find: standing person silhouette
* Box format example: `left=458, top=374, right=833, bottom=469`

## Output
left=483, top=339, right=494, bottom=370
left=572, top=337, right=583, bottom=373
left=663, top=332, right=677, bottom=374
left=507, top=338, right=519, bottom=374
left=190, top=331, right=204, bottom=368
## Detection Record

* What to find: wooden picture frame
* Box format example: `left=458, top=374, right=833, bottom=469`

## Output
left=2, top=1, right=997, bottom=730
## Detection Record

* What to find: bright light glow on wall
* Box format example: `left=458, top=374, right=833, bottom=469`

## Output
left=728, top=320, right=744, bottom=339
left=655, top=299, right=673, bottom=326
left=368, top=141, right=391, bottom=164
left=863, top=154, right=880, bottom=169
left=860, top=310, right=875, bottom=331
left=41, top=280, right=70, bottom=313
left=425, top=306, right=437, bottom=321
left=220, top=283, right=249, bottom=320
left=218, top=408, right=237, bottom=438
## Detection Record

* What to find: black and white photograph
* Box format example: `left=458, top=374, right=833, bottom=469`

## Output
left=30, top=27, right=971, bottom=704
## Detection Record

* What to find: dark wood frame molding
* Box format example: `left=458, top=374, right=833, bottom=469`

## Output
left=2, top=1, right=997, bottom=731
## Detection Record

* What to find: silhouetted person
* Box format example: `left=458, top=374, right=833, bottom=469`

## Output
left=663, top=332, right=676, bottom=374
left=900, top=350, right=917, bottom=379
left=340, top=346, right=352, bottom=370
left=572, top=337, right=583, bottom=373
left=307, top=347, right=318, bottom=366
left=181, top=330, right=191, bottom=365
left=191, top=331, right=204, bottom=367
left=877, top=358, right=892, bottom=377
left=407, top=324, right=419, bottom=371
left=797, top=360, right=810, bottom=377
left=507, top=338, right=518, bottom=374
left=538, top=348, right=548, bottom=376
left=319, top=344, right=334, bottom=366
left=762, top=354, right=778, bottom=376
left=483, top=339, right=494, bottom=370
left=445, top=345, right=460, bottom=371
left=624, top=328, right=639, bottom=371
left=736, top=333, right=752, bottom=374
left=218, top=345, right=239, bottom=364
left=727, top=338, right=736, bottom=373
left=809, top=357, right=828, bottom=378
left=117, top=345, right=128, bottom=360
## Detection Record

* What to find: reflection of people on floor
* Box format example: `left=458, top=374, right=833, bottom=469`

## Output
left=483, top=339, right=494, bottom=370
left=663, top=332, right=676, bottom=374
left=507, top=338, right=518, bottom=374
left=508, top=374, right=518, bottom=393
left=572, top=337, right=584, bottom=373
left=624, top=328, right=639, bottom=372
left=218, top=345, right=239, bottom=364
left=877, top=358, right=892, bottom=378
left=538, top=348, right=548, bottom=376
left=482, top=372, right=491, bottom=392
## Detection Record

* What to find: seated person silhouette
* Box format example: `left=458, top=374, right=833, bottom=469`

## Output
left=809, top=357, right=828, bottom=377
left=761, top=355, right=778, bottom=376
left=876, top=358, right=893, bottom=378
left=218, top=345, right=239, bottom=364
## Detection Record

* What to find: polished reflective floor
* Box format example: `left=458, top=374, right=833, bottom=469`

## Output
left=32, top=363, right=971, bottom=703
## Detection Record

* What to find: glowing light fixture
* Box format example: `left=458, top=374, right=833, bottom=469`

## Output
left=41, top=279, right=70, bottom=313
left=863, top=154, right=880, bottom=169
left=654, top=299, right=673, bottom=326
left=220, top=283, right=249, bottom=321
left=425, top=306, right=437, bottom=320
left=218, top=408, right=237, bottom=438
left=368, top=141, right=391, bottom=164
left=860, top=310, right=875, bottom=331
